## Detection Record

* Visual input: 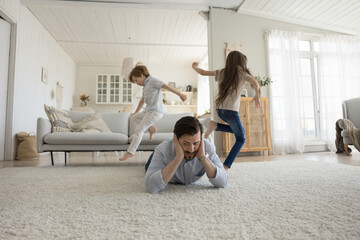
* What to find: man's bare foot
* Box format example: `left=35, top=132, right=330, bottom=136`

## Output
left=148, top=126, right=157, bottom=141
left=204, top=120, right=217, bottom=139
left=119, top=152, right=133, bottom=161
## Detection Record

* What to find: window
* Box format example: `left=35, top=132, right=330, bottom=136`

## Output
left=267, top=30, right=360, bottom=153
left=96, top=74, right=133, bottom=104
left=299, top=40, right=320, bottom=139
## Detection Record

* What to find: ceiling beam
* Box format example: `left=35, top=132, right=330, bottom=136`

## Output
left=236, top=0, right=246, bottom=13
left=21, top=0, right=210, bottom=11
left=58, top=40, right=207, bottom=48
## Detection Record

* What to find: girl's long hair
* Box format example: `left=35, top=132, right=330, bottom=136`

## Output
left=215, top=51, right=252, bottom=107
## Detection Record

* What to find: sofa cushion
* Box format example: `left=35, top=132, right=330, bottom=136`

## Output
left=67, top=111, right=92, bottom=123
left=129, top=133, right=173, bottom=145
left=129, top=112, right=194, bottom=136
left=69, top=113, right=111, bottom=133
left=101, top=113, right=129, bottom=135
left=44, top=132, right=128, bottom=145
left=44, top=104, right=72, bottom=132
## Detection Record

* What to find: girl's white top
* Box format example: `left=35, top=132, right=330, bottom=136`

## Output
left=214, top=68, right=251, bottom=112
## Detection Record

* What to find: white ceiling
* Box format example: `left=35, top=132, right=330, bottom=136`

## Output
left=22, top=0, right=360, bottom=66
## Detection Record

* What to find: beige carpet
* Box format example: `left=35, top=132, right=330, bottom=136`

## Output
left=1, top=160, right=360, bottom=239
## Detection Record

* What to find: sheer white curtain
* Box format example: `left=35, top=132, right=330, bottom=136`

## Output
left=197, top=61, right=210, bottom=116
left=318, top=35, right=360, bottom=150
left=265, top=30, right=304, bottom=154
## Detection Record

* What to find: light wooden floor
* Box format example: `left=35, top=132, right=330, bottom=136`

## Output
left=1, top=150, right=360, bottom=168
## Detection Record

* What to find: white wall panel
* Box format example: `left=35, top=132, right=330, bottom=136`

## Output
left=0, top=18, right=10, bottom=161
left=11, top=6, right=76, bottom=158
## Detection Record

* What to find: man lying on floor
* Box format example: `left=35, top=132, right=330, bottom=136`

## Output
left=145, top=116, right=228, bottom=193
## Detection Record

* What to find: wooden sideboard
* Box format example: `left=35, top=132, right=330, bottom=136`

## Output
left=222, top=97, right=271, bottom=156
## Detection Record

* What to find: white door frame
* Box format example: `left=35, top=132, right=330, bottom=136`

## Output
left=0, top=9, right=17, bottom=160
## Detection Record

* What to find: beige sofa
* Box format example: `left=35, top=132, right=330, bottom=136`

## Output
left=37, top=111, right=193, bottom=166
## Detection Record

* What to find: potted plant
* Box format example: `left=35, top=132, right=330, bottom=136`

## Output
left=255, top=75, right=273, bottom=87
left=245, top=75, right=272, bottom=97
left=79, top=94, right=90, bottom=106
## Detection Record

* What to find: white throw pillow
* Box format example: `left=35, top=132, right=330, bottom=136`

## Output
left=44, top=104, right=73, bottom=132
left=69, top=113, right=112, bottom=133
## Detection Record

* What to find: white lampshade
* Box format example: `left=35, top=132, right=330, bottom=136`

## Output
left=121, top=58, right=135, bottom=78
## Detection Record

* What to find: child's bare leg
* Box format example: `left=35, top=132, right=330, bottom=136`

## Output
left=204, top=120, right=217, bottom=139
left=148, top=126, right=157, bottom=141
left=119, top=151, right=133, bottom=161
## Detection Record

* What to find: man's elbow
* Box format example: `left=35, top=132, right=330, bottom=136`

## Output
left=219, top=181, right=228, bottom=188
left=146, top=188, right=157, bottom=194
left=214, top=181, right=227, bottom=189
left=145, top=169, right=167, bottom=193
left=214, top=176, right=228, bottom=188
left=146, top=185, right=161, bottom=194
left=145, top=181, right=163, bottom=194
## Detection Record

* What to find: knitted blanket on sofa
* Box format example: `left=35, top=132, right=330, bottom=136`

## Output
left=335, top=118, right=360, bottom=153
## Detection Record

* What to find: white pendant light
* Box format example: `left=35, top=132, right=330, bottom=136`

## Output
left=121, top=58, right=135, bottom=78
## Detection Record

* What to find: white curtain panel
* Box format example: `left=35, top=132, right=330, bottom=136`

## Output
left=318, top=35, right=360, bottom=150
left=197, top=61, right=210, bottom=116
left=265, top=30, right=304, bottom=154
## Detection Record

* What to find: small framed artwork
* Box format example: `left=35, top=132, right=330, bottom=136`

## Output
left=41, top=67, right=48, bottom=84
left=168, top=82, right=176, bottom=88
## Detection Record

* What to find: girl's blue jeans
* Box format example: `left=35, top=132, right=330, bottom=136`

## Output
left=216, top=109, right=246, bottom=168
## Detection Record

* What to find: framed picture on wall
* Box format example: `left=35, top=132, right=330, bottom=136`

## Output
left=41, top=67, right=48, bottom=84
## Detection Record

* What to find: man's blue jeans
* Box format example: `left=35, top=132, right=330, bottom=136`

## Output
left=216, top=109, right=246, bottom=168
left=145, top=152, right=153, bottom=171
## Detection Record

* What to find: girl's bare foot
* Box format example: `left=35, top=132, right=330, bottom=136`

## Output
left=119, top=152, right=133, bottom=161
left=148, top=126, right=157, bottom=141
left=204, top=120, right=217, bottom=139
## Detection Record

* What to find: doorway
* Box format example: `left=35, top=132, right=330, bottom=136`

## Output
left=0, top=17, right=11, bottom=161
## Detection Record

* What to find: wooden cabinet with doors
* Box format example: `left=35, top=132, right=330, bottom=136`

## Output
left=222, top=97, right=271, bottom=156
left=96, top=74, right=133, bottom=104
